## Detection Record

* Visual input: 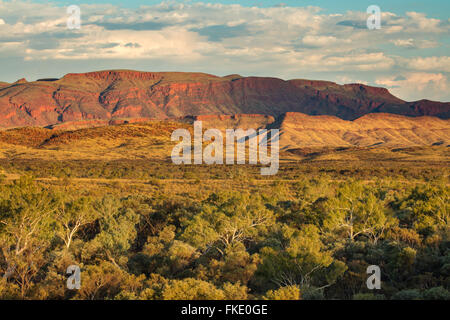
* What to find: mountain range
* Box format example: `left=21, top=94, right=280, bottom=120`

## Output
left=0, top=70, right=449, bottom=128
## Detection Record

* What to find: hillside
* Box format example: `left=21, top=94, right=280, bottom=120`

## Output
left=0, top=112, right=447, bottom=165
left=276, top=112, right=450, bottom=149
left=0, top=70, right=449, bottom=128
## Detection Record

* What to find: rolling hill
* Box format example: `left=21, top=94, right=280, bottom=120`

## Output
left=274, top=112, right=450, bottom=149
left=0, top=113, right=448, bottom=164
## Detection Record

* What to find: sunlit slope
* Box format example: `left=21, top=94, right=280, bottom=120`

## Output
left=0, top=113, right=448, bottom=162
left=277, top=112, right=450, bottom=149
left=1, top=70, right=449, bottom=128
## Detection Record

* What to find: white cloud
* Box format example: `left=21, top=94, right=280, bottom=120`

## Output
left=392, top=38, right=438, bottom=49
left=306, top=52, right=395, bottom=71
left=392, top=39, right=415, bottom=47
left=335, top=76, right=368, bottom=85
left=405, top=56, right=450, bottom=72
left=376, top=73, right=449, bottom=101
left=302, top=35, right=338, bottom=47
left=405, top=12, right=443, bottom=33
left=0, top=1, right=449, bottom=101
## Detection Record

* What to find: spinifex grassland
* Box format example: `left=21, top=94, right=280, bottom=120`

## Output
left=0, top=119, right=448, bottom=300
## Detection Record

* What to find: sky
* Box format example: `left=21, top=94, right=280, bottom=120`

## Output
left=0, top=0, right=449, bottom=101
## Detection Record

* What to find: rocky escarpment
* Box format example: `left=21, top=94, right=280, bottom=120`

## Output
left=0, top=70, right=449, bottom=128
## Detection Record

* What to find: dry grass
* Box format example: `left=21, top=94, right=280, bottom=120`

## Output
left=0, top=120, right=447, bottom=192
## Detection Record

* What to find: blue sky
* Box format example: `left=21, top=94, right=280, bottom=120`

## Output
left=31, top=0, right=450, bottom=20
left=0, top=0, right=449, bottom=101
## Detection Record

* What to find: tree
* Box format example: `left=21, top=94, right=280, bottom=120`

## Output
left=76, top=261, right=133, bottom=300
left=181, top=192, right=275, bottom=255
left=55, top=195, right=98, bottom=250
left=324, top=182, right=392, bottom=243
left=88, top=195, right=139, bottom=268
left=200, top=242, right=260, bottom=285
left=162, top=278, right=225, bottom=300
left=256, top=225, right=346, bottom=293
left=395, top=184, right=449, bottom=238
left=264, top=285, right=301, bottom=300
left=0, top=177, right=56, bottom=298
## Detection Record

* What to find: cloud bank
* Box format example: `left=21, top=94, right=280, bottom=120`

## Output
left=0, top=1, right=449, bottom=101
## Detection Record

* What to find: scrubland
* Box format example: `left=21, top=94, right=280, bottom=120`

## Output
left=0, top=121, right=448, bottom=300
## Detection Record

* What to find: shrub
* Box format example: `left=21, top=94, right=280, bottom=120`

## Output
left=391, top=289, right=422, bottom=300
left=423, top=287, right=450, bottom=300
left=264, top=285, right=301, bottom=300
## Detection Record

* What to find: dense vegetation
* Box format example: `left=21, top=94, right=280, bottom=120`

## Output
left=0, top=158, right=446, bottom=181
left=0, top=165, right=448, bottom=300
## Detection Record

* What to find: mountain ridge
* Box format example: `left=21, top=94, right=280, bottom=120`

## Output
left=0, top=69, right=449, bottom=128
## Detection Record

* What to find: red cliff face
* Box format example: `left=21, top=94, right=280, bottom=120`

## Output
left=0, top=70, right=448, bottom=128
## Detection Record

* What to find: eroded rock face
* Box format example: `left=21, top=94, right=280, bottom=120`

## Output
left=0, top=70, right=448, bottom=128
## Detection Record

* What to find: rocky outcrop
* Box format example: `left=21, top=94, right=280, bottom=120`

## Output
left=0, top=70, right=448, bottom=128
